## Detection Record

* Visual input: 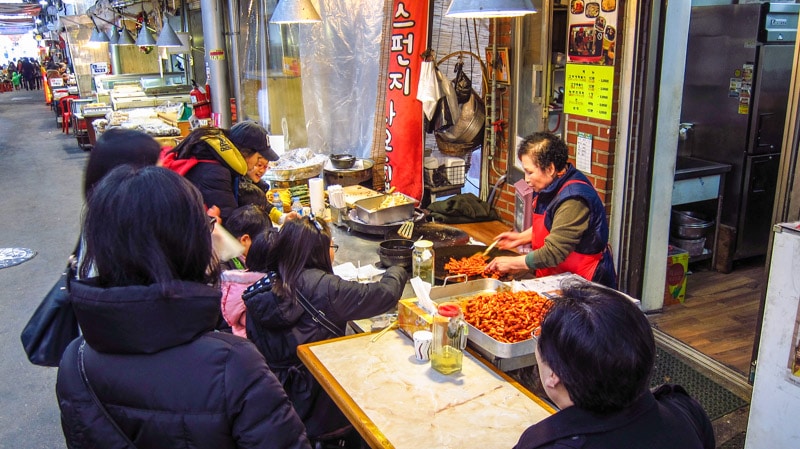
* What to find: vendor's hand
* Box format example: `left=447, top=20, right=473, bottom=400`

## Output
left=486, top=255, right=529, bottom=274
left=494, top=231, right=528, bottom=250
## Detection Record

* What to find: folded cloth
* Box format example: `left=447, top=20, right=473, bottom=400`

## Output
left=426, top=193, right=499, bottom=224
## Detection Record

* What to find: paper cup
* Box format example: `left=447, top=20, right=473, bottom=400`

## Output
left=413, top=330, right=433, bottom=362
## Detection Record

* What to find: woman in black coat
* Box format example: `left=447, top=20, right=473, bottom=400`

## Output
left=56, top=166, right=310, bottom=449
left=243, top=217, right=408, bottom=446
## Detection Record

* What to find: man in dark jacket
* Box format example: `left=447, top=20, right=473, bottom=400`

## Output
left=161, top=127, right=250, bottom=223
left=514, top=280, right=715, bottom=449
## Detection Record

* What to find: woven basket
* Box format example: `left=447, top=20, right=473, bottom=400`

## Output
left=434, top=91, right=485, bottom=157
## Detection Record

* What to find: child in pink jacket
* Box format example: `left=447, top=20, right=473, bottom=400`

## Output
left=220, top=270, right=266, bottom=337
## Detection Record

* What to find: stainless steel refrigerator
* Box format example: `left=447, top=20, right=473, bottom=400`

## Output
left=679, top=2, right=798, bottom=260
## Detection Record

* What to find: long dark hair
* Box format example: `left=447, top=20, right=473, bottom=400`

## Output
left=261, top=216, right=333, bottom=299
left=83, top=128, right=161, bottom=199
left=80, top=166, right=219, bottom=287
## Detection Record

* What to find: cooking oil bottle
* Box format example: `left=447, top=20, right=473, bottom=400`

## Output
left=430, top=302, right=468, bottom=375
left=412, top=239, right=435, bottom=284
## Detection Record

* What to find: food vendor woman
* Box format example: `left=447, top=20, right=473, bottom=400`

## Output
left=485, top=132, right=616, bottom=288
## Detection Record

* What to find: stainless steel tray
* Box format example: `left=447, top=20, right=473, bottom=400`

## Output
left=354, top=193, right=416, bottom=225
left=429, top=279, right=536, bottom=359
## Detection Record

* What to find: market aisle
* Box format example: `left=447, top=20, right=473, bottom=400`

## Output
left=0, top=89, right=87, bottom=448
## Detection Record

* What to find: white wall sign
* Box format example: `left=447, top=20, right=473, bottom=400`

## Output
left=576, top=131, right=592, bottom=173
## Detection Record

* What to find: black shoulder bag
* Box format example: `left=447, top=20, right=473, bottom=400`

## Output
left=21, top=252, right=80, bottom=367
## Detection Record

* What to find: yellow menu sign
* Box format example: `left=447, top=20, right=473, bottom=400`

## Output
left=564, top=64, right=614, bottom=120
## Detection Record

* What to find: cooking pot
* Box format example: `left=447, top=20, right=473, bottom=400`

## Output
left=330, top=154, right=356, bottom=170
left=323, top=158, right=374, bottom=188
left=671, top=210, right=714, bottom=239
left=378, top=239, right=414, bottom=270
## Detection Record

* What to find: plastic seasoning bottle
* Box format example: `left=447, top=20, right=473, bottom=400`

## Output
left=430, top=302, right=468, bottom=375
left=412, top=240, right=435, bottom=285
left=291, top=196, right=303, bottom=216
left=272, top=192, right=283, bottom=212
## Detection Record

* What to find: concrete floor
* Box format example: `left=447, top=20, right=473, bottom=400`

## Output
left=0, top=89, right=87, bottom=448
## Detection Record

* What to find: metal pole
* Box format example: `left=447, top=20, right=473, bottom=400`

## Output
left=110, top=43, right=122, bottom=74
left=227, top=0, right=242, bottom=123
left=201, top=0, right=232, bottom=128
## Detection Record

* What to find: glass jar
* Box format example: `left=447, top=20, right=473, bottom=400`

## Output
left=412, top=239, right=435, bottom=284
left=430, top=302, right=468, bottom=375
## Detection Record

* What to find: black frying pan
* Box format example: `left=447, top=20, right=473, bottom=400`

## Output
left=434, top=245, right=519, bottom=284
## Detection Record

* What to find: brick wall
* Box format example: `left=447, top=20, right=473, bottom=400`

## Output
left=487, top=17, right=619, bottom=225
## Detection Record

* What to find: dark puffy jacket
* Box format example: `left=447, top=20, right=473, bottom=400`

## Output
left=243, top=266, right=408, bottom=440
left=161, top=146, right=240, bottom=222
left=57, top=279, right=311, bottom=449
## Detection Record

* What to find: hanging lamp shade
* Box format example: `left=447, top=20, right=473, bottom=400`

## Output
left=270, top=0, right=321, bottom=24
left=107, top=26, right=118, bottom=45
left=89, top=27, right=110, bottom=43
left=136, top=24, right=157, bottom=46
left=116, top=26, right=136, bottom=46
left=156, top=15, right=182, bottom=47
left=445, top=0, right=537, bottom=18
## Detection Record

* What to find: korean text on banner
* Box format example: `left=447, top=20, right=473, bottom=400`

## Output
left=384, top=1, right=430, bottom=202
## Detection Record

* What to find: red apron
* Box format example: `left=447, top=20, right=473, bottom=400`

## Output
left=532, top=180, right=603, bottom=281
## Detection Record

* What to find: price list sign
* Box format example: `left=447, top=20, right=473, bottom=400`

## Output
left=564, top=64, right=614, bottom=120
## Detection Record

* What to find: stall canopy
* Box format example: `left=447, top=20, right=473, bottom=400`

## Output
left=0, top=3, right=41, bottom=35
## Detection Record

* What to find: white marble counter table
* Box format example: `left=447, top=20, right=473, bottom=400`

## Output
left=297, top=330, right=554, bottom=449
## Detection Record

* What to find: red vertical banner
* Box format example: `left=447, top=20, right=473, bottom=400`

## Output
left=384, top=1, right=430, bottom=202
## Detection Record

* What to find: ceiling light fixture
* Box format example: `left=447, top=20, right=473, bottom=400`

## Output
left=88, top=15, right=109, bottom=43
left=270, top=0, right=321, bottom=24
left=444, top=0, right=537, bottom=18
left=156, top=13, right=182, bottom=47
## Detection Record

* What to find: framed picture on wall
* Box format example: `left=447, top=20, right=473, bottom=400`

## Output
left=486, top=47, right=511, bottom=85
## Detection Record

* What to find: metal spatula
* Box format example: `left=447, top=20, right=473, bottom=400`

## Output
left=398, top=221, right=414, bottom=239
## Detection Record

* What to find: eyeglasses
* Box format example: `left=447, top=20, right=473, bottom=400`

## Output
left=330, top=244, right=339, bottom=253
left=208, top=216, right=217, bottom=232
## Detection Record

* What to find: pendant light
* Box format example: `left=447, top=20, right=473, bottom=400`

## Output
left=156, top=14, right=182, bottom=47
left=106, top=25, right=119, bottom=45
left=270, top=0, right=321, bottom=24
left=445, top=0, right=537, bottom=18
left=88, top=15, right=110, bottom=43
left=89, top=27, right=110, bottom=43
left=136, top=11, right=156, bottom=46
left=116, top=24, right=136, bottom=45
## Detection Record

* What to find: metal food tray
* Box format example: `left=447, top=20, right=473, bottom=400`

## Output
left=429, top=279, right=536, bottom=359
left=354, top=193, right=416, bottom=225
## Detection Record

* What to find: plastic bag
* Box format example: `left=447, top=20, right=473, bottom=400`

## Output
left=454, top=62, right=472, bottom=104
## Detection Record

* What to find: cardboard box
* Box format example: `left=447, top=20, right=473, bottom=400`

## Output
left=397, top=298, right=433, bottom=338
left=664, top=245, right=689, bottom=305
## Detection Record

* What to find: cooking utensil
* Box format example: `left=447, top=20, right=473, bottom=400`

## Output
left=398, top=221, right=414, bottom=239
left=370, top=320, right=397, bottom=342
left=480, top=239, right=500, bottom=257
left=378, top=239, right=414, bottom=270
left=330, top=154, right=356, bottom=170
left=434, top=245, right=519, bottom=284
left=384, top=222, right=470, bottom=247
